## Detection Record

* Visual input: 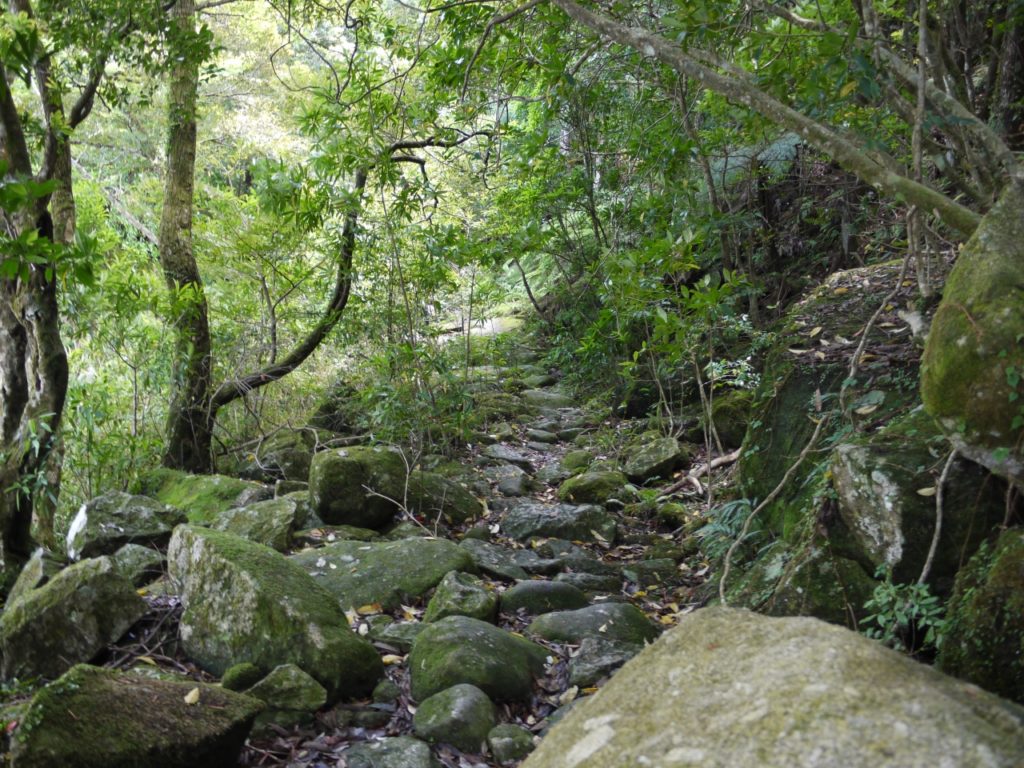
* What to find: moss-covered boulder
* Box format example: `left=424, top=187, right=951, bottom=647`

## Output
left=111, top=543, right=165, bottom=587
left=407, top=472, right=483, bottom=525
left=6, top=548, right=63, bottom=608
left=308, top=445, right=409, bottom=529
left=409, top=615, right=549, bottom=702
left=423, top=571, right=498, bottom=623
left=482, top=443, right=534, bottom=472
left=134, top=469, right=270, bottom=526
left=290, top=537, right=474, bottom=610
left=829, top=409, right=1004, bottom=583
left=723, top=539, right=876, bottom=628
left=488, top=724, right=536, bottom=765
left=501, top=581, right=589, bottom=615
left=522, top=607, right=1024, bottom=768
left=167, top=525, right=382, bottom=700
left=60, top=491, right=186, bottom=561
left=9, top=664, right=263, bottom=768
left=562, top=450, right=594, bottom=474
left=709, top=389, right=754, bottom=449
left=739, top=261, right=921, bottom=539
left=412, top=683, right=497, bottom=752
left=1, top=556, right=146, bottom=681
left=938, top=528, right=1024, bottom=703
left=344, top=736, right=440, bottom=768
left=502, top=500, right=617, bottom=543
left=623, top=438, right=689, bottom=483
left=557, top=471, right=630, bottom=505
left=458, top=539, right=530, bottom=581
left=211, top=497, right=298, bottom=552
left=244, top=663, right=328, bottom=731
left=527, top=603, right=659, bottom=647
left=921, top=186, right=1024, bottom=484
left=247, top=428, right=317, bottom=482
left=522, top=389, right=575, bottom=409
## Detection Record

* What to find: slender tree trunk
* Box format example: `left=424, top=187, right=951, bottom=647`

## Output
left=159, top=0, right=214, bottom=472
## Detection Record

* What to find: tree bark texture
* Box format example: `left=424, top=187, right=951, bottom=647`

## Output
left=159, top=0, right=214, bottom=472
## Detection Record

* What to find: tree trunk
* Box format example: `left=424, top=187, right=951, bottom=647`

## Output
left=159, top=0, right=214, bottom=472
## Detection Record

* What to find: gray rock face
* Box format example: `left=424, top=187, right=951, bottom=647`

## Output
left=557, top=471, right=629, bottom=505
left=521, top=389, right=575, bottom=409
left=409, top=615, right=549, bottom=702
left=63, top=491, right=186, bottom=561
left=501, top=581, right=589, bottom=615
left=624, top=437, right=688, bottom=482
left=523, top=607, right=1024, bottom=768
left=412, top=683, right=497, bottom=752
left=344, top=736, right=440, bottom=768
left=568, top=637, right=641, bottom=687
left=423, top=571, right=498, bottom=623
left=6, top=548, right=63, bottom=607
left=211, top=497, right=298, bottom=552
left=502, top=501, right=617, bottom=543
left=245, top=663, right=327, bottom=731
left=527, top=603, right=659, bottom=647
left=0, top=556, right=146, bottom=680
left=110, top=543, right=165, bottom=587
left=459, top=539, right=529, bottom=581
left=482, top=444, right=534, bottom=472
left=168, top=525, right=382, bottom=701
left=291, top=537, right=474, bottom=610
left=10, top=664, right=263, bottom=768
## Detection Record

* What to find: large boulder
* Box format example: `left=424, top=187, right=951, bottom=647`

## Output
left=134, top=469, right=270, bottom=526
left=407, top=472, right=483, bottom=525
left=522, top=607, right=1024, bottom=768
left=290, top=537, right=474, bottom=610
left=623, top=438, right=689, bottom=483
left=557, top=471, right=630, bottom=505
left=922, top=186, right=1024, bottom=484
left=0, top=556, right=146, bottom=680
left=423, top=570, right=498, bottom=623
left=61, top=491, right=186, bottom=561
left=309, top=445, right=408, bottom=529
left=938, top=528, right=1024, bottom=703
left=211, top=497, right=298, bottom=552
left=501, top=581, right=589, bottom=615
left=344, top=736, right=440, bottom=768
left=409, top=615, right=549, bottom=702
left=829, top=409, right=1004, bottom=583
left=527, top=603, right=659, bottom=647
left=412, top=683, right=497, bottom=752
left=502, top=501, right=617, bottom=543
left=10, top=664, right=263, bottom=768
left=167, top=525, right=382, bottom=700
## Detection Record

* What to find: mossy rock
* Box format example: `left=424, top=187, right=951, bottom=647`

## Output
left=423, top=571, right=498, bottom=624
left=0, top=556, right=146, bottom=681
left=721, top=538, right=875, bottom=629
left=829, top=408, right=1005, bottom=583
left=412, top=683, right=497, bottom=752
left=308, top=446, right=409, bottom=530
left=521, top=608, right=1024, bottom=768
left=739, top=261, right=920, bottom=538
left=527, top=603, right=659, bottom=647
left=290, top=537, right=474, bottom=610
left=708, top=389, right=754, bottom=449
left=222, top=662, right=264, bottom=692
left=557, top=471, right=629, bottom=505
left=471, top=391, right=526, bottom=421
left=623, top=437, right=690, bottom=483
left=937, top=528, right=1024, bottom=703
left=921, top=186, right=1024, bottom=485
left=308, top=380, right=364, bottom=435
left=111, top=543, right=166, bottom=587
left=407, top=472, right=483, bottom=525
left=245, top=663, right=328, bottom=731
left=133, top=469, right=269, bottom=526
left=344, top=735, right=440, bottom=768
left=488, top=724, right=536, bottom=765
left=211, top=497, right=298, bottom=552
left=500, top=581, right=589, bottom=615
left=562, top=450, right=594, bottom=474
left=502, top=501, right=617, bottom=544
left=245, top=429, right=317, bottom=482
left=10, top=664, right=263, bottom=768
left=5, top=548, right=64, bottom=608
left=59, top=491, right=186, bottom=561
left=409, top=615, right=549, bottom=702
left=168, top=525, right=382, bottom=701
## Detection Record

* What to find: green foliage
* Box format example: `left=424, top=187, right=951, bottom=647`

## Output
left=860, top=568, right=946, bottom=656
left=695, top=499, right=761, bottom=561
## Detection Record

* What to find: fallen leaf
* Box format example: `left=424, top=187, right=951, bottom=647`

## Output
left=833, top=287, right=849, bottom=295
left=381, top=654, right=405, bottom=665
left=136, top=656, right=157, bottom=666
left=582, top=687, right=599, bottom=695
left=854, top=404, right=879, bottom=415
left=559, top=686, right=579, bottom=705
left=357, top=603, right=382, bottom=615
left=916, top=487, right=937, bottom=497
left=809, top=326, right=823, bottom=337
left=184, top=687, right=200, bottom=706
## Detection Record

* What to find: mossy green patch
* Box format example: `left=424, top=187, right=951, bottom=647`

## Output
left=134, top=468, right=267, bottom=526
left=938, top=528, right=1024, bottom=703
left=557, top=471, right=629, bottom=505
left=11, top=664, right=263, bottom=768
left=921, top=186, right=1024, bottom=484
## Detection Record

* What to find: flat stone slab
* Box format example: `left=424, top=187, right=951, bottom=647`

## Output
left=502, top=500, right=617, bottom=543
left=521, top=390, right=575, bottom=409
left=482, top=444, right=534, bottom=472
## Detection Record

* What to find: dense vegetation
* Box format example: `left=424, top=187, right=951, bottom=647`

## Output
left=1, top=0, right=1022, bottom=602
